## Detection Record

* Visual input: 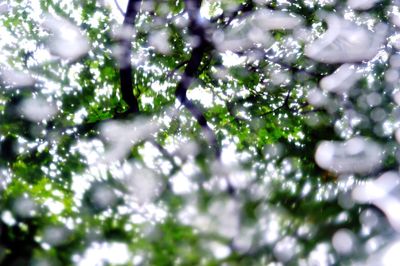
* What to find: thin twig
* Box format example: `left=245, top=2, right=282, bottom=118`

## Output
left=149, top=139, right=180, bottom=172
left=258, top=87, right=293, bottom=116
left=113, top=0, right=125, bottom=16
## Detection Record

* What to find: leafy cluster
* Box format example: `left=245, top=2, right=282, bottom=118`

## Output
left=0, top=0, right=399, bottom=265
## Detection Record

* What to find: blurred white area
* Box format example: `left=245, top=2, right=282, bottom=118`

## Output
left=104, top=0, right=128, bottom=23
left=0, top=2, right=9, bottom=14
left=19, top=97, right=58, bottom=122
left=308, top=243, right=332, bottom=265
left=347, top=0, right=380, bottom=10
left=353, top=171, right=400, bottom=232
left=42, top=226, right=69, bottom=246
left=319, top=64, right=361, bottom=94
left=380, top=239, right=400, bottom=266
left=180, top=198, right=240, bottom=239
left=332, top=229, right=355, bottom=254
left=307, top=88, right=328, bottom=107
left=315, top=137, right=383, bottom=174
left=170, top=172, right=198, bottom=194
left=353, top=171, right=399, bottom=202
left=252, top=9, right=303, bottom=30
left=90, top=184, right=117, bottom=209
left=111, top=25, right=135, bottom=67
left=305, top=15, right=386, bottom=63
left=1, top=69, right=35, bottom=88
left=78, top=242, right=130, bottom=266
left=70, top=145, right=167, bottom=223
left=358, top=238, right=400, bottom=266
left=12, top=196, right=37, bottom=218
left=100, top=117, right=160, bottom=161
left=391, top=13, right=400, bottom=28
left=42, top=14, right=90, bottom=61
left=273, top=236, right=299, bottom=262
left=111, top=25, right=136, bottom=41
left=148, top=29, right=171, bottom=54
left=205, top=241, right=231, bottom=259
left=214, top=9, right=302, bottom=52
left=123, top=165, right=162, bottom=204
left=2, top=0, right=399, bottom=264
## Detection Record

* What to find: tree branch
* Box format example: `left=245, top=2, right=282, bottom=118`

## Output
left=59, top=0, right=142, bottom=137
left=175, top=0, right=220, bottom=156
left=119, top=0, right=141, bottom=114
left=148, top=139, right=180, bottom=173
left=113, top=0, right=125, bottom=16
left=258, top=87, right=293, bottom=116
left=175, top=0, right=236, bottom=195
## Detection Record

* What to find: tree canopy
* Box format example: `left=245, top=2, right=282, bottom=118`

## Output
left=1, top=0, right=400, bottom=265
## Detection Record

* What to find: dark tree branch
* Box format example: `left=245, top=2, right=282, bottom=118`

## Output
left=175, top=0, right=237, bottom=195
left=59, top=0, right=143, bottom=137
left=119, top=0, right=141, bottom=114
left=175, top=0, right=220, bottom=157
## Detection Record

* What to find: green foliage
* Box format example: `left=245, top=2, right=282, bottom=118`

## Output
left=0, top=0, right=398, bottom=265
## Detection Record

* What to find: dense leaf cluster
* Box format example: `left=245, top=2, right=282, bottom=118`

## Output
left=0, top=0, right=398, bottom=265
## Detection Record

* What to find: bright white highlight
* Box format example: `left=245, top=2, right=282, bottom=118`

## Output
left=347, top=0, right=380, bottom=10
left=19, top=97, right=57, bottom=122
left=320, top=64, right=361, bottom=94
left=332, top=229, right=354, bottom=254
left=215, top=9, right=302, bottom=52
left=305, top=15, right=386, bottom=63
left=78, top=242, right=130, bottom=266
left=353, top=172, right=400, bottom=232
left=42, top=14, right=90, bottom=61
left=1, top=69, right=35, bottom=88
left=101, top=117, right=160, bottom=161
left=315, top=137, right=383, bottom=174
